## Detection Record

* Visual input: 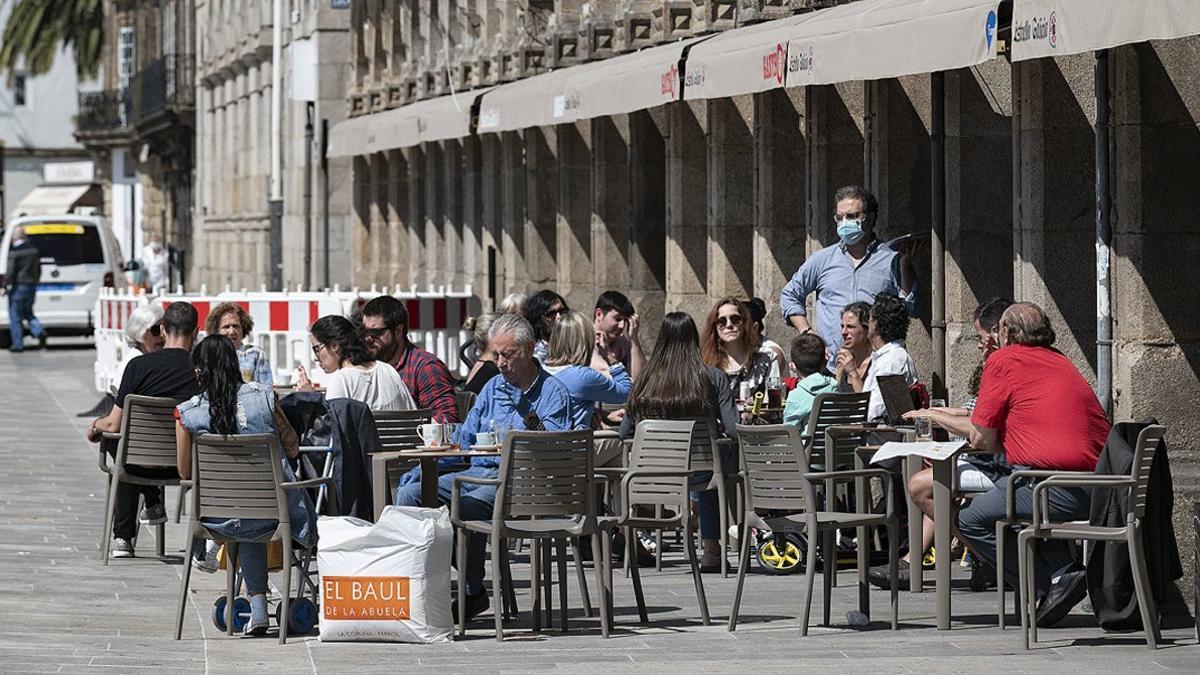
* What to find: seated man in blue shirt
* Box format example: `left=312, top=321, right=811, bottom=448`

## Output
left=394, top=313, right=571, bottom=621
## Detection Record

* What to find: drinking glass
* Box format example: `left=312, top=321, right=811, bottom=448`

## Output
left=914, top=415, right=933, bottom=441
left=766, top=377, right=783, bottom=408
left=444, top=423, right=462, bottom=449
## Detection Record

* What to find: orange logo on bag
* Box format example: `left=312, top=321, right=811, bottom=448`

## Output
left=322, top=576, right=410, bottom=620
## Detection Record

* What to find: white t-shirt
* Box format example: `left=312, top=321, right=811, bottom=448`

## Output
left=863, top=340, right=918, bottom=422
left=323, top=361, right=416, bottom=412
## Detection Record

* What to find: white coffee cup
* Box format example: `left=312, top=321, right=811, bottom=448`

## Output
left=275, top=370, right=294, bottom=386
left=475, top=431, right=496, bottom=447
left=418, top=423, right=444, bottom=447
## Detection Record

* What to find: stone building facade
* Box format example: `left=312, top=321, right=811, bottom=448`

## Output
left=339, top=1, right=1200, bottom=591
left=192, top=0, right=353, bottom=291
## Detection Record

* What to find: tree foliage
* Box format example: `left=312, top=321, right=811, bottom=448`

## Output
left=0, top=0, right=104, bottom=83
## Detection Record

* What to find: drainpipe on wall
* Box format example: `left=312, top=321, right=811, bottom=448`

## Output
left=931, top=71, right=947, bottom=400
left=268, top=0, right=284, bottom=291
left=303, top=102, right=314, bottom=290
left=1094, top=49, right=1113, bottom=416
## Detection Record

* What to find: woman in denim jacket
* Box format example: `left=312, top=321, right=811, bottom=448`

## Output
left=175, top=335, right=315, bottom=635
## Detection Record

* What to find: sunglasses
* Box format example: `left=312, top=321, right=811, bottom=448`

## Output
left=361, top=326, right=393, bottom=340
left=717, top=315, right=743, bottom=328
left=544, top=307, right=568, bottom=320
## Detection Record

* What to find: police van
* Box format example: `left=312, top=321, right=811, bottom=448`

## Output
left=0, top=215, right=125, bottom=348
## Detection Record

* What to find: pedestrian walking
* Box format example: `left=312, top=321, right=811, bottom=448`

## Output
left=5, top=225, right=47, bottom=352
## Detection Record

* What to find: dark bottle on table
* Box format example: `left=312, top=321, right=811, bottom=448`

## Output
left=524, top=411, right=545, bottom=431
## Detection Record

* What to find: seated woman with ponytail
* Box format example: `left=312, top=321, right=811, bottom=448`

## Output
left=175, top=335, right=316, bottom=636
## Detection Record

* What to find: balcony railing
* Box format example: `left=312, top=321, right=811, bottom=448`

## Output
left=131, top=53, right=195, bottom=125
left=76, top=89, right=130, bottom=132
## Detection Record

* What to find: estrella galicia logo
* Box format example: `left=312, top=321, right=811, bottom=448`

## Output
left=761, top=43, right=786, bottom=85
left=788, top=44, right=814, bottom=74
left=985, top=10, right=996, bottom=50
left=1048, top=11, right=1058, bottom=48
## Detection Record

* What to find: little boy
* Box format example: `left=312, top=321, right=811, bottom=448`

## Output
left=783, top=333, right=840, bottom=432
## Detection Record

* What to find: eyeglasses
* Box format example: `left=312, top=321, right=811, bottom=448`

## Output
left=544, top=307, right=568, bottom=320
left=716, top=315, right=743, bottom=328
left=833, top=210, right=867, bottom=223
left=312, top=343, right=327, bottom=355
left=361, top=326, right=393, bottom=340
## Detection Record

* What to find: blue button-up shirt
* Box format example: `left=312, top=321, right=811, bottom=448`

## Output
left=459, top=367, right=572, bottom=468
left=779, top=238, right=916, bottom=369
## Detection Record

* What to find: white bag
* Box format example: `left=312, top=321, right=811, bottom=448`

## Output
left=317, top=506, right=453, bottom=643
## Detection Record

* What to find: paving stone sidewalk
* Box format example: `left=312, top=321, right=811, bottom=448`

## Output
left=1, top=345, right=1195, bottom=673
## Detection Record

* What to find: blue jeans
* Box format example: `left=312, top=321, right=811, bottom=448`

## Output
left=202, top=518, right=278, bottom=594
left=7, top=284, right=43, bottom=349
left=396, top=465, right=498, bottom=596
left=690, top=446, right=735, bottom=541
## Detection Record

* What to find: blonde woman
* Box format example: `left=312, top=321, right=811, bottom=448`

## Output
left=463, top=313, right=499, bottom=394
left=542, top=310, right=631, bottom=429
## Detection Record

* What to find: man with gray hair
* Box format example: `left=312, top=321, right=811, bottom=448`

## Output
left=394, top=313, right=572, bottom=621
left=780, top=185, right=917, bottom=369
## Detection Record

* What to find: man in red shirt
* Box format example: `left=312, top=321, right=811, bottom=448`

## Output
left=360, top=296, right=460, bottom=423
left=958, top=302, right=1110, bottom=627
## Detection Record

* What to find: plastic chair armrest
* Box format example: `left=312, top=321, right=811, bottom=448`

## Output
left=1005, top=469, right=1093, bottom=521
left=450, top=475, right=501, bottom=524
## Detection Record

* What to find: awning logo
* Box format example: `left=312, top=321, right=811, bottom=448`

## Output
left=1013, top=12, right=1055, bottom=49
left=985, top=10, right=997, bottom=50
left=762, top=43, right=786, bottom=84
left=661, top=62, right=679, bottom=98
left=1048, top=11, right=1058, bottom=48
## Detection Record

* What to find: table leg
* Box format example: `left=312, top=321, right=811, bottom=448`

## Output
left=905, top=455, right=923, bottom=593
left=420, top=457, right=439, bottom=508
left=933, top=458, right=954, bottom=630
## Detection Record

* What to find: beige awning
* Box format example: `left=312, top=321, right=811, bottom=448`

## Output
left=326, top=116, right=370, bottom=158
left=415, top=87, right=494, bottom=143
left=785, top=0, right=1002, bottom=88
left=1011, top=0, right=1200, bottom=61
left=565, top=37, right=712, bottom=119
left=365, top=108, right=421, bottom=153
left=13, top=184, right=101, bottom=217
left=477, top=68, right=576, bottom=133
left=683, top=14, right=815, bottom=101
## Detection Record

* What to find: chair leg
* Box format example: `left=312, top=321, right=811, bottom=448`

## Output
left=996, top=520, right=1007, bottom=629
left=627, top=527, right=649, bottom=624
left=654, top=506, right=664, bottom=572
left=501, top=543, right=519, bottom=620
left=555, top=539, right=569, bottom=633
left=888, top=521, right=899, bottom=630
left=800, top=523, right=819, bottom=637
left=1017, top=532, right=1031, bottom=649
left=174, top=484, right=186, bottom=524
left=156, top=521, right=166, bottom=558
left=593, top=532, right=611, bottom=638
left=1027, top=536, right=1038, bottom=646
left=541, top=540, right=554, bottom=630
left=99, top=473, right=113, bottom=558
left=174, top=533, right=194, bottom=639
left=856, top=522, right=869, bottom=619
left=683, top=523, right=710, bottom=626
left=570, top=538, right=593, bottom=618
left=530, top=537, right=542, bottom=633
left=1127, top=528, right=1160, bottom=649
left=279, top=541, right=292, bottom=645
left=717, top=480, right=730, bottom=578
left=822, top=529, right=835, bottom=627
left=457, top=529, right=468, bottom=636
left=492, top=534, right=505, bottom=642
left=101, top=474, right=120, bottom=565
left=225, top=542, right=239, bottom=637
left=727, top=520, right=751, bottom=631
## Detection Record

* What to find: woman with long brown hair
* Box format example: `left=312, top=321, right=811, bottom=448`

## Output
left=621, top=312, right=737, bottom=571
left=699, top=297, right=781, bottom=402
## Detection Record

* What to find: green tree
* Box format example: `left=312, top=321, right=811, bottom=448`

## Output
left=0, top=0, right=103, bottom=83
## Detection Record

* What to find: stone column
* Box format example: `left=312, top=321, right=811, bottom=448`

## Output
left=754, top=88, right=806, bottom=343
left=500, top=131, right=529, bottom=292
left=423, top=141, right=446, bottom=289
left=1012, top=54, right=1098, bottom=379
left=706, top=96, right=755, bottom=303
left=806, top=83, right=866, bottom=253
left=352, top=156, right=372, bottom=287
left=479, top=134, right=506, bottom=308
left=592, top=114, right=632, bottom=305
left=387, top=148, right=409, bottom=286
left=944, top=61, right=1015, bottom=401
left=666, top=100, right=709, bottom=321
left=525, top=127, right=559, bottom=290
left=403, top=145, right=425, bottom=292
left=557, top=120, right=593, bottom=310
left=629, top=107, right=668, bottom=348
left=442, top=139, right=465, bottom=289
left=462, top=135, right=486, bottom=302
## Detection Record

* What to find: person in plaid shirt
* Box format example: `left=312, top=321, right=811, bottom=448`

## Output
left=360, top=295, right=460, bottom=423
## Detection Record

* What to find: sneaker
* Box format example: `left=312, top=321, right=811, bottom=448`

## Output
left=140, top=503, right=168, bottom=525
left=451, top=591, right=491, bottom=622
left=192, top=543, right=220, bottom=574
left=867, top=559, right=911, bottom=590
left=922, top=548, right=937, bottom=569
left=111, top=537, right=134, bottom=558
left=699, top=551, right=722, bottom=573
left=968, top=558, right=998, bottom=592
left=37, top=333, right=47, bottom=350
left=1035, top=565, right=1088, bottom=628
left=637, top=531, right=658, bottom=556
left=244, top=594, right=270, bottom=636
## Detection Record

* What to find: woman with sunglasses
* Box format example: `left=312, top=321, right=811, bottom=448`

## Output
left=113, top=303, right=166, bottom=393
left=296, top=315, right=415, bottom=412
left=700, top=297, right=781, bottom=403
left=522, top=289, right=568, bottom=362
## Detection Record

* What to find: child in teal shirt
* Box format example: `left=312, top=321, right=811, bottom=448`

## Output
left=783, top=333, right=840, bottom=433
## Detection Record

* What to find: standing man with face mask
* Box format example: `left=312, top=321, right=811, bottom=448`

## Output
left=779, top=185, right=917, bottom=370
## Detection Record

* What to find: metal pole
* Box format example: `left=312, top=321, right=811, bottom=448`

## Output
left=268, top=0, right=284, bottom=291
left=1095, top=49, right=1113, bottom=416
left=322, top=118, right=331, bottom=290
left=931, top=72, right=947, bottom=400
left=303, top=103, right=314, bottom=290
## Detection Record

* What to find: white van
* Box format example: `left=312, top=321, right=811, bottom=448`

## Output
left=1, top=215, right=125, bottom=347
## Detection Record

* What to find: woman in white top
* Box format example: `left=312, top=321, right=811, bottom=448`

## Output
left=863, top=293, right=919, bottom=422
left=297, top=315, right=415, bottom=412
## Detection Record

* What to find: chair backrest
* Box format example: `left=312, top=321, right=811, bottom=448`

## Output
left=494, top=430, right=595, bottom=521
left=1127, top=424, right=1166, bottom=522
left=627, top=420, right=695, bottom=510
left=687, top=415, right=721, bottom=472
left=371, top=408, right=432, bottom=452
left=191, top=432, right=289, bottom=525
left=736, top=423, right=816, bottom=514
left=117, top=394, right=183, bottom=469
left=805, top=391, right=870, bottom=468
left=454, top=389, right=477, bottom=423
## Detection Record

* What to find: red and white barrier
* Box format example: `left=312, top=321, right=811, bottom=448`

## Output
left=93, top=285, right=480, bottom=395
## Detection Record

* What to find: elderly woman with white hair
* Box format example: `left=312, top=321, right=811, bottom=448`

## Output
left=112, top=303, right=166, bottom=393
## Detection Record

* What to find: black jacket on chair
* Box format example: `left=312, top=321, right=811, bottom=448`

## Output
left=279, top=393, right=382, bottom=521
left=1085, top=419, right=1182, bottom=631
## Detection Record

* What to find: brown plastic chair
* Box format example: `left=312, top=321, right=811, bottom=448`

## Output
left=450, top=430, right=607, bottom=641
left=1018, top=424, right=1167, bottom=650
left=173, top=432, right=332, bottom=644
left=369, top=408, right=433, bottom=520
left=687, top=416, right=739, bottom=576
left=728, top=424, right=899, bottom=635
left=596, top=420, right=709, bottom=627
left=100, top=394, right=182, bottom=565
